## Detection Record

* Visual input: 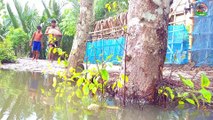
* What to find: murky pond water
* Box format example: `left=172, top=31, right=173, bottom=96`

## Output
left=0, top=70, right=213, bottom=120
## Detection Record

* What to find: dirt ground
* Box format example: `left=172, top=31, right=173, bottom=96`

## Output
left=0, top=58, right=213, bottom=81
left=0, top=58, right=65, bottom=75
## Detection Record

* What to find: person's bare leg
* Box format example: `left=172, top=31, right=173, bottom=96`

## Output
left=50, top=53, right=53, bottom=62
left=35, top=51, right=39, bottom=62
left=32, top=51, right=36, bottom=60
left=48, top=45, right=52, bottom=61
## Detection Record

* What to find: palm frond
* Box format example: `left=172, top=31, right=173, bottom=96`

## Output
left=13, top=0, right=28, bottom=33
left=22, top=3, right=40, bottom=36
left=6, top=3, right=19, bottom=28
left=42, top=0, right=52, bottom=18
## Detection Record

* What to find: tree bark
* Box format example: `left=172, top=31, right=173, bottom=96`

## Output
left=124, top=0, right=172, bottom=102
left=67, top=0, right=94, bottom=74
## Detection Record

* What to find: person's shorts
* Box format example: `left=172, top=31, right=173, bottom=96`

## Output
left=33, top=41, right=41, bottom=51
left=48, top=41, right=59, bottom=47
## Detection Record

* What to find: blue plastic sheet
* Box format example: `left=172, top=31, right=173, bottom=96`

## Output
left=85, top=25, right=190, bottom=65
left=165, top=25, right=189, bottom=64
left=84, top=37, right=125, bottom=64
left=192, top=0, right=213, bottom=66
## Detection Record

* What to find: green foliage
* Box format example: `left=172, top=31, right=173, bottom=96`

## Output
left=13, top=0, right=27, bottom=32
left=94, top=0, right=128, bottom=20
left=42, top=55, right=127, bottom=111
left=0, top=0, right=4, bottom=10
left=100, top=69, right=109, bottom=81
left=158, top=74, right=212, bottom=108
left=199, top=88, right=212, bottom=103
left=22, top=3, right=40, bottom=35
left=0, top=41, right=16, bottom=63
left=201, top=74, right=210, bottom=88
left=0, top=0, right=5, bottom=17
left=179, top=75, right=194, bottom=89
left=59, top=8, right=79, bottom=36
left=6, top=3, right=19, bottom=28
left=6, top=27, right=28, bottom=50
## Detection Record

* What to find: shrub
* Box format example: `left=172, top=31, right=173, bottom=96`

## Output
left=0, top=40, right=16, bottom=63
left=5, top=27, right=29, bottom=56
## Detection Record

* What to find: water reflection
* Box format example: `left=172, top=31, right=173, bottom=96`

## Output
left=0, top=70, right=213, bottom=120
left=29, top=72, right=39, bottom=103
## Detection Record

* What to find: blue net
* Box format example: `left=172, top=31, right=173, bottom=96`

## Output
left=85, top=26, right=190, bottom=65
left=192, top=0, right=213, bottom=66
left=84, top=37, right=125, bottom=64
left=165, top=25, right=189, bottom=64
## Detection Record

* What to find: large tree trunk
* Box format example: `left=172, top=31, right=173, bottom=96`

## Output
left=67, top=0, right=94, bottom=74
left=124, top=0, right=172, bottom=102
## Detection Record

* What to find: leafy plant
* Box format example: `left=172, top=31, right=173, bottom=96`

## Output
left=5, top=27, right=29, bottom=56
left=94, top=0, right=128, bottom=20
left=0, top=40, right=16, bottom=63
left=158, top=74, right=212, bottom=108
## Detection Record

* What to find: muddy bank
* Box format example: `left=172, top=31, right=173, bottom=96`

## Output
left=0, top=58, right=121, bottom=75
left=0, top=58, right=65, bottom=75
left=0, top=58, right=213, bottom=81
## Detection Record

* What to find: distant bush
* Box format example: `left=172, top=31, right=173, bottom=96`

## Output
left=0, top=40, right=16, bottom=63
left=5, top=27, right=29, bottom=57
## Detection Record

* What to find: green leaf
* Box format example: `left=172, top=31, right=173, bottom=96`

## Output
left=158, top=88, right=163, bottom=94
left=182, top=92, right=189, bottom=97
left=47, top=91, right=52, bottom=96
left=89, top=84, right=95, bottom=90
left=106, top=54, right=113, bottom=61
left=112, top=82, right=117, bottom=90
left=121, top=74, right=129, bottom=83
left=100, top=69, right=109, bottom=81
left=185, top=98, right=195, bottom=105
left=179, top=101, right=185, bottom=105
left=179, top=75, right=194, bottom=88
left=77, top=78, right=83, bottom=87
left=201, top=74, right=210, bottom=88
left=106, top=62, right=113, bottom=68
left=92, top=87, right=97, bottom=94
left=55, top=87, right=60, bottom=93
left=117, top=81, right=123, bottom=88
left=191, top=93, right=200, bottom=108
left=53, top=48, right=57, bottom=54
left=41, top=88, right=45, bottom=94
left=57, top=57, right=61, bottom=64
left=165, top=87, right=174, bottom=100
left=112, top=1, right=117, bottom=9
left=116, top=56, right=122, bottom=62
left=76, top=89, right=82, bottom=98
left=57, top=48, right=63, bottom=55
left=178, top=92, right=189, bottom=98
left=199, top=88, right=212, bottom=103
left=52, top=77, right=57, bottom=88
left=83, top=85, right=89, bottom=96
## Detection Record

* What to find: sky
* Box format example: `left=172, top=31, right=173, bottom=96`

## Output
left=3, top=0, right=48, bottom=15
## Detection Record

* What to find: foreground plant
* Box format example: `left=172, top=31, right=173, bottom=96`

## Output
left=158, top=74, right=212, bottom=108
left=41, top=57, right=127, bottom=114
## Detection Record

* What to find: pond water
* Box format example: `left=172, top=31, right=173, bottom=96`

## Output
left=0, top=70, right=213, bottom=120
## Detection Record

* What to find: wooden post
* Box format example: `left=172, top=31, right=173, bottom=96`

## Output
left=189, top=0, right=195, bottom=62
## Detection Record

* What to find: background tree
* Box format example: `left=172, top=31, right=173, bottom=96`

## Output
left=124, top=0, right=172, bottom=102
left=94, top=0, right=128, bottom=20
left=67, top=0, right=94, bottom=72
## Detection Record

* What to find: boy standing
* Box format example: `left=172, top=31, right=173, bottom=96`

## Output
left=45, top=20, right=62, bottom=61
left=30, top=26, right=43, bottom=61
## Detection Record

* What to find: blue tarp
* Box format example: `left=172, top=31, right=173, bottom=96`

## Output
left=84, top=37, right=125, bottom=64
left=192, top=0, right=213, bottom=66
left=85, top=26, right=190, bottom=65
left=165, top=25, right=189, bottom=64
